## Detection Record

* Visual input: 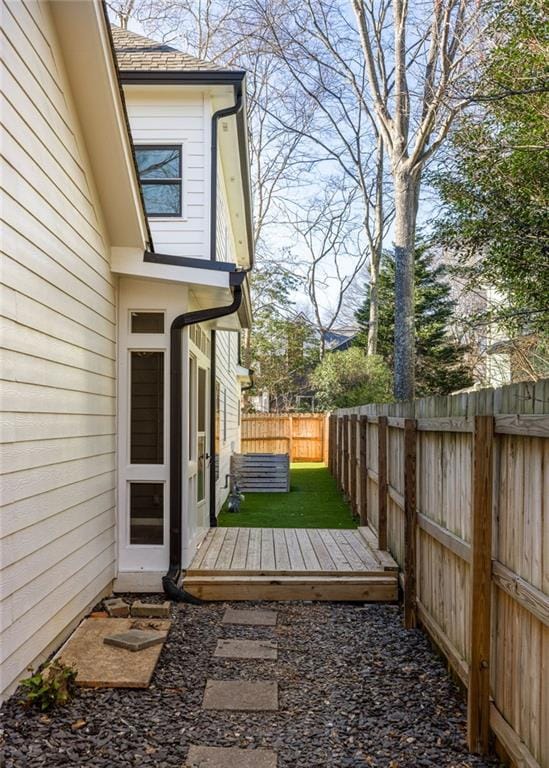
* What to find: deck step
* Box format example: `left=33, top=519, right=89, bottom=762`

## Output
left=183, top=574, right=398, bottom=602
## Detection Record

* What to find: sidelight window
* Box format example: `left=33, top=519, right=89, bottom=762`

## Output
left=129, top=482, right=163, bottom=545
left=130, top=351, right=164, bottom=464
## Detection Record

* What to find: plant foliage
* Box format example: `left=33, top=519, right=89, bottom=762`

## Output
left=433, top=0, right=549, bottom=348
left=20, top=660, right=77, bottom=711
left=310, top=348, right=392, bottom=409
left=355, top=247, right=474, bottom=396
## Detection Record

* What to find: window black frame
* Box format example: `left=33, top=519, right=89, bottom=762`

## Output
left=135, top=144, right=182, bottom=218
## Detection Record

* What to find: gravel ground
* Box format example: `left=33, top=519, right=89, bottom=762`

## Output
left=1, top=599, right=503, bottom=768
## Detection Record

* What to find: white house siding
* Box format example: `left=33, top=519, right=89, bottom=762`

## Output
left=0, top=0, right=116, bottom=697
left=124, top=87, right=209, bottom=259
left=214, top=329, right=241, bottom=514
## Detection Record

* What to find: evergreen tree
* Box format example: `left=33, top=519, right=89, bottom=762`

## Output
left=356, top=248, right=473, bottom=396
left=433, top=0, right=549, bottom=345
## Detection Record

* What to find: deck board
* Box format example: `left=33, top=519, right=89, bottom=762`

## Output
left=185, top=527, right=399, bottom=602
left=295, top=529, right=321, bottom=570
left=246, top=528, right=262, bottom=570
left=261, top=528, right=276, bottom=570
left=308, top=529, right=338, bottom=571
left=200, top=527, right=227, bottom=569
left=231, top=527, right=250, bottom=570
left=273, top=528, right=291, bottom=570
left=284, top=528, right=306, bottom=570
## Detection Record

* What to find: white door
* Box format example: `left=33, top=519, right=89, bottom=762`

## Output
left=117, top=279, right=212, bottom=577
left=182, top=328, right=211, bottom=567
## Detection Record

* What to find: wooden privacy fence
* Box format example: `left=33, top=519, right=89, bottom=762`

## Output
left=241, top=413, right=329, bottom=462
left=329, top=380, right=548, bottom=768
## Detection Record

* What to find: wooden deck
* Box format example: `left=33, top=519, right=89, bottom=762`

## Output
left=183, top=526, right=399, bottom=601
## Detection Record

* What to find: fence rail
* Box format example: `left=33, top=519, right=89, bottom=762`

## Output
left=241, top=413, right=328, bottom=462
left=330, top=379, right=548, bottom=767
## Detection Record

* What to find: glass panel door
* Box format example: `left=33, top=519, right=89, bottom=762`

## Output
left=197, top=367, right=207, bottom=503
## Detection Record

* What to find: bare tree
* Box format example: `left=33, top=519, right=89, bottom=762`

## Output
left=107, top=0, right=304, bottom=308
left=247, top=0, right=393, bottom=355
left=286, top=183, right=368, bottom=357
left=107, top=0, right=136, bottom=29
left=251, top=0, right=486, bottom=397
left=350, top=0, right=486, bottom=399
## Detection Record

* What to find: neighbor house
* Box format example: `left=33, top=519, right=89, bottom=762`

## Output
left=0, top=1, right=253, bottom=699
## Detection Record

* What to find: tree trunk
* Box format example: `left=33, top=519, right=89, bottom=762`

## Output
left=366, top=134, right=384, bottom=356
left=367, top=265, right=379, bottom=355
left=319, top=331, right=326, bottom=359
left=393, top=171, right=419, bottom=401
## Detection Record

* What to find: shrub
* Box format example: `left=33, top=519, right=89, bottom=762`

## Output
left=20, top=660, right=77, bottom=711
left=310, top=349, right=392, bottom=409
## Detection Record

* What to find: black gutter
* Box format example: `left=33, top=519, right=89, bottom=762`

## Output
left=120, top=70, right=246, bottom=86
left=163, top=272, right=245, bottom=602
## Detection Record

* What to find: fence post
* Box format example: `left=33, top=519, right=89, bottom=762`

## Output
left=337, top=417, right=344, bottom=491
left=467, top=415, right=494, bottom=755
left=404, top=418, right=417, bottom=629
left=377, top=416, right=388, bottom=550
left=328, top=415, right=335, bottom=472
left=343, top=415, right=350, bottom=498
left=350, top=414, right=358, bottom=515
left=359, top=415, right=368, bottom=526
left=288, top=414, right=294, bottom=462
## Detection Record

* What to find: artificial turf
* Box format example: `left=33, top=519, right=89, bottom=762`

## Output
left=218, top=462, right=357, bottom=529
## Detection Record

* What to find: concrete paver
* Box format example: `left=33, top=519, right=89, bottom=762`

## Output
left=221, top=608, right=278, bottom=626
left=186, top=745, right=277, bottom=767
left=202, top=680, right=278, bottom=711
left=214, top=639, right=278, bottom=660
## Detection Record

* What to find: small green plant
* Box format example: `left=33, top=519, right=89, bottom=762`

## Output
left=20, top=660, right=77, bottom=711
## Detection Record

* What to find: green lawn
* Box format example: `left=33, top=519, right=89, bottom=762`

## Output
left=218, top=462, right=357, bottom=529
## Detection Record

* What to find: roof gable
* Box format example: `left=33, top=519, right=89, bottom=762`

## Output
left=111, top=25, right=227, bottom=72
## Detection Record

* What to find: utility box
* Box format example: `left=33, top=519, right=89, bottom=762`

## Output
left=231, top=453, right=290, bottom=493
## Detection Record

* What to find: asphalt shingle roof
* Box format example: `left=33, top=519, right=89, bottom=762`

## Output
left=111, top=26, right=227, bottom=72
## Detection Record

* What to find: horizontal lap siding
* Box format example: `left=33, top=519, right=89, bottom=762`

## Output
left=125, top=93, right=207, bottom=258
left=215, top=330, right=240, bottom=513
left=0, top=0, right=116, bottom=697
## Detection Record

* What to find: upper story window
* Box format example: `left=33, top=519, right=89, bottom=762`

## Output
left=135, top=145, right=182, bottom=217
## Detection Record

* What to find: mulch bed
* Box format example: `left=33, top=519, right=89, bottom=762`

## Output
left=1, top=599, right=503, bottom=767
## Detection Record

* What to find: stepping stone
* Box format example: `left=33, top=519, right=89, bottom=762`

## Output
left=103, top=629, right=165, bottom=652
left=186, top=745, right=277, bottom=768
left=222, top=607, right=277, bottom=626
left=104, top=597, right=129, bottom=618
left=214, top=639, right=278, bottom=660
left=131, top=600, right=171, bottom=618
left=202, top=680, right=278, bottom=711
